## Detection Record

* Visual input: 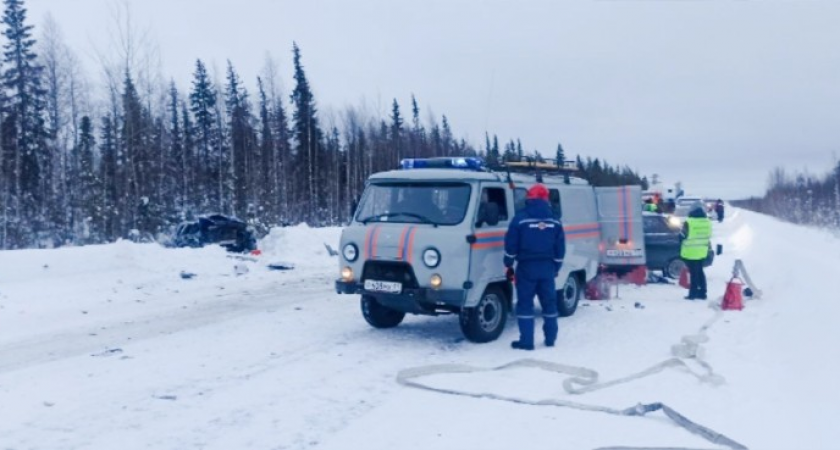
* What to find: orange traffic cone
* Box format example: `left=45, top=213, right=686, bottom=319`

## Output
left=678, top=266, right=690, bottom=289
left=722, top=277, right=744, bottom=311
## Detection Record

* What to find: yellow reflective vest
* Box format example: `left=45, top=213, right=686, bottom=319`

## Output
left=680, top=217, right=711, bottom=260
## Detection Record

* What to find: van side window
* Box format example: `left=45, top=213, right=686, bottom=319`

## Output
left=481, top=188, right=509, bottom=222
left=514, top=188, right=528, bottom=212
left=549, top=189, right=562, bottom=219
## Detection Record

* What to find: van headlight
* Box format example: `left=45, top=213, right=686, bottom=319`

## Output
left=343, top=243, right=358, bottom=262
left=341, top=266, right=354, bottom=282
left=430, top=274, right=443, bottom=289
left=423, top=248, right=441, bottom=268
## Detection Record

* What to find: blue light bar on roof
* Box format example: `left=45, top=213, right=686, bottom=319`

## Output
left=399, top=157, right=485, bottom=171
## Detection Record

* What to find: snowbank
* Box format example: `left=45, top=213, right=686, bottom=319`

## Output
left=258, top=224, right=341, bottom=268
left=2, top=213, right=840, bottom=450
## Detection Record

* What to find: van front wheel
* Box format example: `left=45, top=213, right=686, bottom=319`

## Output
left=361, top=295, right=405, bottom=328
left=459, top=287, right=508, bottom=343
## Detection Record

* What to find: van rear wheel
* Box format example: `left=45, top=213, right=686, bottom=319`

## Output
left=557, top=273, right=581, bottom=317
left=361, top=295, right=405, bottom=328
left=459, top=287, right=508, bottom=343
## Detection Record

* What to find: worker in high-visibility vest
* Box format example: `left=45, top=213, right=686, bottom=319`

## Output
left=680, top=206, right=712, bottom=300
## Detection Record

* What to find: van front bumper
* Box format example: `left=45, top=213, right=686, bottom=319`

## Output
left=335, top=280, right=466, bottom=314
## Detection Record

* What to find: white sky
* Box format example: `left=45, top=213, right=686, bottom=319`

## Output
left=26, top=0, right=840, bottom=199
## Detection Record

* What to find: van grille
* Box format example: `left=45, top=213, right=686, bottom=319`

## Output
left=362, top=261, right=419, bottom=289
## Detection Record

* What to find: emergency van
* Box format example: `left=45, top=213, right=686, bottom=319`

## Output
left=335, top=157, right=645, bottom=343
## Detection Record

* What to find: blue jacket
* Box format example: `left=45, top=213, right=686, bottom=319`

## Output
left=504, top=199, right=566, bottom=274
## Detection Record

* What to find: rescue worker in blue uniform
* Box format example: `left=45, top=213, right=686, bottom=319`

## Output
left=504, top=184, right=566, bottom=350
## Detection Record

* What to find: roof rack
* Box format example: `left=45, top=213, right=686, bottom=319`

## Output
left=397, top=156, right=581, bottom=185
left=488, top=158, right=578, bottom=184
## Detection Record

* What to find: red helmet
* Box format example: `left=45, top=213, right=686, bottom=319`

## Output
left=526, top=184, right=549, bottom=201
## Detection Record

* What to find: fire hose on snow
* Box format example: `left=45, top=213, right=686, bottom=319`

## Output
left=396, top=300, right=751, bottom=450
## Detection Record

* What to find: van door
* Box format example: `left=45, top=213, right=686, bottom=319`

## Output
left=465, top=184, right=511, bottom=307
left=595, top=186, right=646, bottom=268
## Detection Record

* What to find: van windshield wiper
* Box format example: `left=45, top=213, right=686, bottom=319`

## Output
left=359, top=212, right=438, bottom=227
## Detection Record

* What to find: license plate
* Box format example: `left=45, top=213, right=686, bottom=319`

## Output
left=606, top=249, right=644, bottom=257
left=364, top=279, right=402, bottom=294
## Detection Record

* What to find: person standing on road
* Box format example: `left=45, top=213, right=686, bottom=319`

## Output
left=504, top=184, right=566, bottom=350
left=715, top=199, right=725, bottom=223
left=680, top=206, right=712, bottom=300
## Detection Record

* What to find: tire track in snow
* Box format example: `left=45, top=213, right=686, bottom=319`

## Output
left=0, top=275, right=334, bottom=374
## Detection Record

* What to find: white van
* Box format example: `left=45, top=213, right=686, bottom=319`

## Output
left=335, top=157, right=645, bottom=343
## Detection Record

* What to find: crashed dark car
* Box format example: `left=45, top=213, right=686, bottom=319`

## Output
left=172, top=214, right=257, bottom=253
left=642, top=212, right=714, bottom=279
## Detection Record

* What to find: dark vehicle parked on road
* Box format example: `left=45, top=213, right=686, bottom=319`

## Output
left=643, top=212, right=714, bottom=278
left=172, top=214, right=257, bottom=253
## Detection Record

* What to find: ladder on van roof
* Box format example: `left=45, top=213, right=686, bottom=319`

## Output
left=488, top=158, right=579, bottom=184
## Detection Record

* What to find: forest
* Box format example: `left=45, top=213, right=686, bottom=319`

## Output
left=732, top=163, right=840, bottom=231
left=0, top=0, right=647, bottom=249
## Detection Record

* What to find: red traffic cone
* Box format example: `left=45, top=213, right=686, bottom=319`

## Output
left=722, top=277, right=744, bottom=311
left=678, top=266, right=690, bottom=289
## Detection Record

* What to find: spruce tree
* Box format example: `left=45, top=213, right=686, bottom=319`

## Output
left=99, top=115, right=118, bottom=240
left=120, top=71, right=145, bottom=234
left=180, top=101, right=195, bottom=218
left=75, top=115, right=96, bottom=242
left=224, top=61, right=254, bottom=218
left=410, top=94, right=424, bottom=157
left=440, top=116, right=452, bottom=156
left=2, top=0, right=47, bottom=247
left=168, top=83, right=185, bottom=211
left=390, top=98, right=403, bottom=163
left=555, top=143, right=565, bottom=167
left=189, top=59, right=217, bottom=211
left=290, top=43, right=322, bottom=224
left=257, top=76, right=276, bottom=222
left=270, top=89, right=291, bottom=221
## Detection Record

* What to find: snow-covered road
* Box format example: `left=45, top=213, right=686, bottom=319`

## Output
left=1, top=210, right=839, bottom=449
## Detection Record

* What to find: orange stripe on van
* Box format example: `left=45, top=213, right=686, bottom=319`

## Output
left=567, top=231, right=600, bottom=240
left=396, top=226, right=408, bottom=260
left=564, top=223, right=600, bottom=232
left=471, top=241, right=505, bottom=250
left=475, top=230, right=507, bottom=239
left=363, top=227, right=372, bottom=260
left=371, top=226, right=382, bottom=259
left=406, top=227, right=418, bottom=263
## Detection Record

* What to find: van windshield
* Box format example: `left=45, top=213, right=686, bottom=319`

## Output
left=356, top=182, right=472, bottom=226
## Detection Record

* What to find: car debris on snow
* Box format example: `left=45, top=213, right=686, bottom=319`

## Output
left=91, top=348, right=123, bottom=357
left=234, top=264, right=249, bottom=276
left=268, top=262, right=295, bottom=271
left=180, top=271, right=197, bottom=280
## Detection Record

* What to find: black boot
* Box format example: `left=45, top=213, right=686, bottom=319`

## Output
left=511, top=340, right=534, bottom=351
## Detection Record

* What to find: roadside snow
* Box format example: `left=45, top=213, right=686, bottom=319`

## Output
left=1, top=211, right=838, bottom=449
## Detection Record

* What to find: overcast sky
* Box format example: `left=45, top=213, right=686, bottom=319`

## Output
left=27, top=0, right=840, bottom=199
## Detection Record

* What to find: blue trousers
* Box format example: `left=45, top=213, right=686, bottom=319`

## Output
left=515, top=274, right=558, bottom=346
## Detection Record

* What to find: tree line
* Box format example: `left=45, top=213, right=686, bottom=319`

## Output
left=732, top=164, right=840, bottom=230
left=0, top=0, right=648, bottom=249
